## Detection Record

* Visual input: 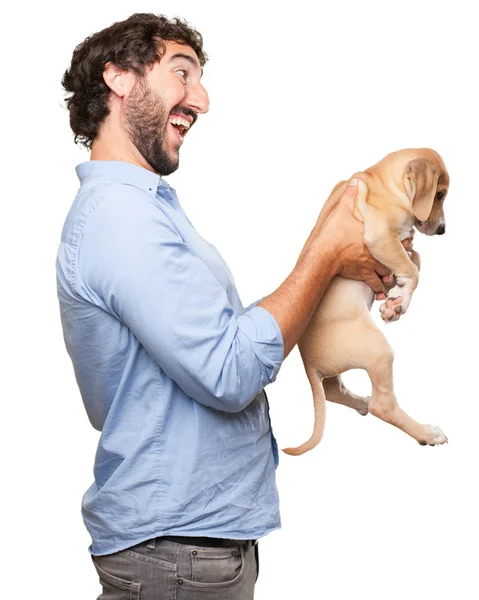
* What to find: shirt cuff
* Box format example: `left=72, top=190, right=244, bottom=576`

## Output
left=238, top=305, right=284, bottom=383
left=243, top=296, right=265, bottom=313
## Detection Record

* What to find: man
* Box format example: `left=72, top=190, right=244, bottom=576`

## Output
left=57, top=12, right=392, bottom=599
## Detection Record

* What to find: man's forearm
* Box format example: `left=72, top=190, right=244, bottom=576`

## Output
left=258, top=241, right=339, bottom=358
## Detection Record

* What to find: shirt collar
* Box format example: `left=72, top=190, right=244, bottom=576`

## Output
left=76, top=160, right=166, bottom=199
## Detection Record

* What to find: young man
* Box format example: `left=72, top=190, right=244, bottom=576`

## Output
left=57, top=12, right=391, bottom=599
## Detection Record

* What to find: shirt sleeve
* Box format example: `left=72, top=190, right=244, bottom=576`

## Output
left=244, top=297, right=266, bottom=312
left=75, top=186, right=284, bottom=413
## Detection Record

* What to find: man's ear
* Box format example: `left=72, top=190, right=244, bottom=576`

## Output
left=102, top=62, right=134, bottom=98
left=403, top=158, right=439, bottom=221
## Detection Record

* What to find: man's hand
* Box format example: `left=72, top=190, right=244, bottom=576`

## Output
left=318, top=179, right=390, bottom=294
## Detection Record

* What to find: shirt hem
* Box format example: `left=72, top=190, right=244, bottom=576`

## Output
left=88, top=523, right=282, bottom=556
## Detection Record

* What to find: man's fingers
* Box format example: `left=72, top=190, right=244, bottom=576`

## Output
left=364, top=272, right=385, bottom=294
left=339, top=178, right=358, bottom=208
left=381, top=273, right=395, bottom=285
left=375, top=263, right=391, bottom=277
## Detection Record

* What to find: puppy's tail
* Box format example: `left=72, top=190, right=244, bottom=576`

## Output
left=282, top=364, right=326, bottom=456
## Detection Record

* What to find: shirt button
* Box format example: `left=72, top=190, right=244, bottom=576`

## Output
left=192, top=550, right=198, bottom=556
left=231, top=550, right=237, bottom=556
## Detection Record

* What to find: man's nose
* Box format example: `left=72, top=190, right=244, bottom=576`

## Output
left=436, top=224, right=446, bottom=235
left=186, top=82, right=210, bottom=115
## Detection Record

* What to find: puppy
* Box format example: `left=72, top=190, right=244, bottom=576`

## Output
left=283, top=148, right=449, bottom=455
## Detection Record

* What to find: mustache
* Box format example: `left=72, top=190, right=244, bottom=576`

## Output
left=170, top=105, right=198, bottom=126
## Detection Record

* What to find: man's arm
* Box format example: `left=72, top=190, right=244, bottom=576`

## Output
left=258, top=243, right=338, bottom=358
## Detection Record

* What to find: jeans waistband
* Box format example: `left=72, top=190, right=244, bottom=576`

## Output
left=157, top=536, right=256, bottom=549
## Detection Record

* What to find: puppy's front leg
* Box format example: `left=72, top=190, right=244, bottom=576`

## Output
left=362, top=210, right=419, bottom=322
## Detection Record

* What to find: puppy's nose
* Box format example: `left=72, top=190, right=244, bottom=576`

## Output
left=436, top=225, right=446, bottom=235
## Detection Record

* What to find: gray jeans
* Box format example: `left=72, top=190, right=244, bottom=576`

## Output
left=92, top=537, right=259, bottom=599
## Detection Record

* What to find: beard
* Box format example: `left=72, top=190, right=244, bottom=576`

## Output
left=124, top=79, right=180, bottom=176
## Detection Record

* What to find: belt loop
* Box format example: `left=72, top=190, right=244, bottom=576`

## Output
left=146, top=538, right=156, bottom=550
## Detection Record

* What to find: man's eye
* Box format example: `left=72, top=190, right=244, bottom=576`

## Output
left=436, top=191, right=446, bottom=200
left=176, top=69, right=187, bottom=80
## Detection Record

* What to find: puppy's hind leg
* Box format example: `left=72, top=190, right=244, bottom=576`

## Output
left=282, top=364, right=326, bottom=456
left=323, top=375, right=370, bottom=416
left=364, top=331, right=448, bottom=446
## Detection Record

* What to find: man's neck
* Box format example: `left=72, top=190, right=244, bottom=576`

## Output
left=90, top=130, right=155, bottom=174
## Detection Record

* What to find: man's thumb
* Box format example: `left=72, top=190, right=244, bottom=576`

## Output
left=340, top=178, right=358, bottom=207
left=346, top=178, right=358, bottom=191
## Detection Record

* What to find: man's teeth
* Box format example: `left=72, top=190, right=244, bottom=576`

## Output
left=169, top=116, right=190, bottom=131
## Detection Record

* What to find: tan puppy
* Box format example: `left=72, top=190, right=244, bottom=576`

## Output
left=283, top=148, right=449, bottom=455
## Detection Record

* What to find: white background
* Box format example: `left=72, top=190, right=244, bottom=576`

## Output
left=2, top=0, right=478, bottom=598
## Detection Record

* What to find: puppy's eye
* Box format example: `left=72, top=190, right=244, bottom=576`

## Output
left=436, top=191, right=446, bottom=201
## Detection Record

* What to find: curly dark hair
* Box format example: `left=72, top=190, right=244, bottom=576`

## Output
left=61, top=12, right=208, bottom=149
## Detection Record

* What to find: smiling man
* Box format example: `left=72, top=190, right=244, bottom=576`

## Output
left=92, top=43, right=207, bottom=173
left=57, top=12, right=393, bottom=600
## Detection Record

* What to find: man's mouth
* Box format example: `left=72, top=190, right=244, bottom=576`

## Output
left=168, top=114, right=192, bottom=144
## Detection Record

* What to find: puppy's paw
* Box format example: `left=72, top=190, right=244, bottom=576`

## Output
left=380, top=295, right=404, bottom=322
left=418, top=425, right=448, bottom=446
left=380, top=282, right=413, bottom=322
left=356, top=396, right=370, bottom=416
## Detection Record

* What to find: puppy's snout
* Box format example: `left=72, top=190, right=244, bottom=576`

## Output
left=436, top=225, right=446, bottom=235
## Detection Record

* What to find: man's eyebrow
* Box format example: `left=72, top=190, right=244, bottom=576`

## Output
left=168, top=52, right=203, bottom=76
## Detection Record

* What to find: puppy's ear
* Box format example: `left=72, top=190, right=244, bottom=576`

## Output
left=403, top=159, right=439, bottom=221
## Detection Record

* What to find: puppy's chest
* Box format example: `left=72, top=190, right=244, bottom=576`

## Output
left=398, top=223, right=415, bottom=241
left=393, top=207, right=415, bottom=241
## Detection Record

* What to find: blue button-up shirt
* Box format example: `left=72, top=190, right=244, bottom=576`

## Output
left=56, top=161, right=284, bottom=556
